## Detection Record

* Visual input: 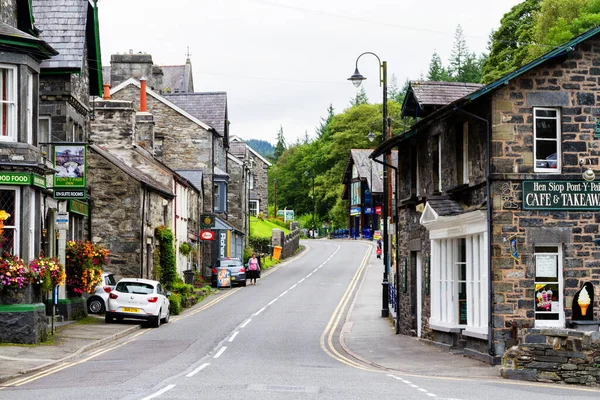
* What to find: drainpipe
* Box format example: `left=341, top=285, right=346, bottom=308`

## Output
left=454, top=106, right=494, bottom=362
left=141, top=184, right=147, bottom=278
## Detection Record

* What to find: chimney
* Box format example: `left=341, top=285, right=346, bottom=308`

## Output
left=140, top=78, right=147, bottom=112
left=103, top=84, right=110, bottom=100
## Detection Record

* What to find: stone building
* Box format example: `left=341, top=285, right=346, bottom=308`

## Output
left=32, top=0, right=103, bottom=254
left=0, top=0, right=58, bottom=342
left=341, top=149, right=397, bottom=239
left=372, top=26, right=600, bottom=364
left=89, top=92, right=201, bottom=280
left=230, top=136, right=272, bottom=218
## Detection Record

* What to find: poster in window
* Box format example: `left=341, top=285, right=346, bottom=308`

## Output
left=54, top=145, right=86, bottom=188
left=535, top=283, right=558, bottom=312
left=535, top=255, right=557, bottom=278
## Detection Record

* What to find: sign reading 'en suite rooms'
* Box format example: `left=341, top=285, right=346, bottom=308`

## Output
left=522, top=180, right=600, bottom=210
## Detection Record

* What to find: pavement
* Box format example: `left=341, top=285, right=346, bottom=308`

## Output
left=0, top=244, right=499, bottom=385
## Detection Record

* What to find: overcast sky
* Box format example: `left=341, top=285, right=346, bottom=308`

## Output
left=98, top=0, right=522, bottom=145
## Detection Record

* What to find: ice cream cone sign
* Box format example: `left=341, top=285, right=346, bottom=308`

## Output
left=578, top=286, right=591, bottom=316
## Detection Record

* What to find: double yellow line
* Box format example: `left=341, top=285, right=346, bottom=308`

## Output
left=320, top=245, right=378, bottom=372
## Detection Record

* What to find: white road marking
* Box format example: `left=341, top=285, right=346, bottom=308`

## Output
left=214, top=347, right=227, bottom=359
left=388, top=374, right=440, bottom=398
left=410, top=384, right=419, bottom=388
left=298, top=278, right=305, bottom=283
left=141, top=384, right=176, bottom=400
left=268, top=298, right=278, bottom=306
left=241, top=318, right=252, bottom=328
left=288, top=284, right=297, bottom=290
left=254, top=306, right=266, bottom=316
left=186, top=363, right=210, bottom=377
left=418, top=388, right=428, bottom=392
left=426, top=393, right=437, bottom=397
left=228, top=331, right=239, bottom=342
left=279, top=290, right=289, bottom=297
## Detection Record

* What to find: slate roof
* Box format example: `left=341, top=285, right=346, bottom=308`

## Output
left=89, top=145, right=173, bottom=198
left=176, top=170, right=203, bottom=193
left=164, top=92, right=228, bottom=137
left=426, top=195, right=464, bottom=216
left=31, top=0, right=88, bottom=70
left=344, top=149, right=398, bottom=194
left=162, top=63, right=194, bottom=93
left=402, top=81, right=483, bottom=118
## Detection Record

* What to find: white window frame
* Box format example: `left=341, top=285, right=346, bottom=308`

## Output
left=0, top=64, right=18, bottom=142
left=422, top=208, right=488, bottom=336
left=249, top=200, right=259, bottom=217
left=533, top=107, right=561, bottom=174
left=27, top=73, right=33, bottom=144
left=249, top=172, right=254, bottom=190
left=534, top=245, right=564, bottom=328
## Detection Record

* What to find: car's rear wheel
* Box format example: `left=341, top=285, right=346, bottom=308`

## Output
left=152, top=310, right=161, bottom=328
left=161, top=308, right=170, bottom=324
left=105, top=314, right=113, bottom=323
left=87, top=296, right=105, bottom=314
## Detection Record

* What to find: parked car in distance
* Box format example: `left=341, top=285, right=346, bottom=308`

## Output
left=211, top=258, right=246, bottom=287
left=105, top=278, right=170, bottom=327
left=86, top=272, right=116, bottom=314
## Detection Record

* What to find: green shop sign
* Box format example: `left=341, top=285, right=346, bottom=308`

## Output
left=68, top=200, right=89, bottom=216
left=0, top=172, right=46, bottom=188
left=522, top=180, right=600, bottom=210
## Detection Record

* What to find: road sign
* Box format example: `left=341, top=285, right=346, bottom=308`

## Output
left=200, top=230, right=215, bottom=240
left=56, top=211, right=69, bottom=230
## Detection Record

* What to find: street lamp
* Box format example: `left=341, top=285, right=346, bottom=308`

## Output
left=349, top=52, right=390, bottom=318
left=304, top=170, right=315, bottom=238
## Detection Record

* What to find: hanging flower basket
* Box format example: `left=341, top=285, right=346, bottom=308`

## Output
left=65, top=241, right=110, bottom=298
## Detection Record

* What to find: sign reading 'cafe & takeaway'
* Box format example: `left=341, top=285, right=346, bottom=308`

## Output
left=522, top=180, right=600, bottom=210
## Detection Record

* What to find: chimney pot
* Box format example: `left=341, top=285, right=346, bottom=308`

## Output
left=140, top=78, right=147, bottom=112
left=103, top=84, right=110, bottom=100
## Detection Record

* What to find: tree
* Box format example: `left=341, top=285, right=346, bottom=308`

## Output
left=349, top=87, right=369, bottom=107
left=427, top=52, right=452, bottom=81
left=273, top=125, right=286, bottom=161
left=533, top=0, right=600, bottom=56
left=315, top=103, right=335, bottom=140
left=482, top=0, right=541, bottom=83
left=449, top=25, right=469, bottom=80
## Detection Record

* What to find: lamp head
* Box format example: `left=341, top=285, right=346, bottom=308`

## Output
left=583, top=167, right=595, bottom=181
left=367, top=130, right=375, bottom=142
left=348, top=68, right=366, bottom=88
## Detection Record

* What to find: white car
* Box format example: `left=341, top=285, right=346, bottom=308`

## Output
left=105, top=278, right=170, bottom=327
left=86, top=272, right=116, bottom=314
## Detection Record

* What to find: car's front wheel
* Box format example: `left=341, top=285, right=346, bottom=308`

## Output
left=87, top=296, right=105, bottom=314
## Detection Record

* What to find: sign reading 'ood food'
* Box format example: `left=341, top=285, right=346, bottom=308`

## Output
left=522, top=181, right=600, bottom=210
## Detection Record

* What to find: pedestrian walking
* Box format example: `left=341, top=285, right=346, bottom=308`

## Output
left=247, top=253, right=260, bottom=285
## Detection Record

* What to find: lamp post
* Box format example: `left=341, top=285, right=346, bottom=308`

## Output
left=304, top=170, right=315, bottom=238
left=349, top=52, right=390, bottom=318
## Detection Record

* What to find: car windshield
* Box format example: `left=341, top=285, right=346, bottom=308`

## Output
left=116, top=282, right=155, bottom=295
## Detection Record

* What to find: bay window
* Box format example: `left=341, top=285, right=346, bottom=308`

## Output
left=0, top=65, right=17, bottom=141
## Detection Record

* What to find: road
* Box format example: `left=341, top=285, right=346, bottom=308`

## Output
left=1, top=240, right=600, bottom=399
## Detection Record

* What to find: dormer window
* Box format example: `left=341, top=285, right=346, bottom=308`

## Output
left=0, top=65, right=17, bottom=142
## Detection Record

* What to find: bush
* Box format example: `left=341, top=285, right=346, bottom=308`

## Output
left=168, top=292, right=182, bottom=315
left=171, top=281, right=194, bottom=297
left=155, top=226, right=176, bottom=289
left=249, top=236, right=271, bottom=254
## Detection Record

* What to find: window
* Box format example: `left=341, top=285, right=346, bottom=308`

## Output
left=0, top=187, right=19, bottom=255
left=534, top=108, right=561, bottom=173
left=27, top=73, right=33, bottom=144
left=534, top=246, right=563, bottom=327
left=213, top=181, right=227, bottom=213
left=0, top=65, right=17, bottom=141
left=432, top=135, right=441, bottom=193
left=248, top=172, right=254, bottom=190
left=430, top=233, right=488, bottom=334
left=69, top=214, right=84, bottom=241
left=457, top=122, right=469, bottom=185
left=39, top=116, right=52, bottom=159
left=249, top=200, right=259, bottom=217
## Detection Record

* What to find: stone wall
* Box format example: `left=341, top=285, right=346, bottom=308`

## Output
left=1, top=0, right=17, bottom=27
left=0, top=286, right=47, bottom=344
left=110, top=53, right=162, bottom=90
left=253, top=156, right=269, bottom=215
left=488, top=37, right=600, bottom=356
left=272, top=224, right=300, bottom=260
left=89, top=100, right=135, bottom=148
left=502, top=328, right=600, bottom=386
